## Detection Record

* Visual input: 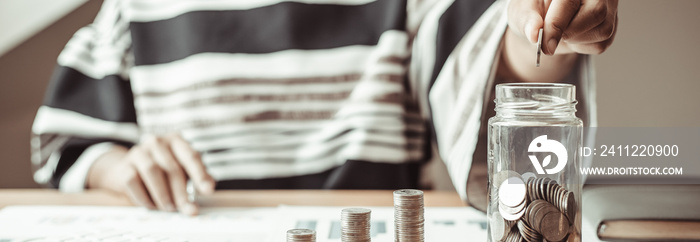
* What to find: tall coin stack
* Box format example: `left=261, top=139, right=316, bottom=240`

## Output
left=490, top=171, right=578, bottom=242
left=341, top=208, right=372, bottom=242
left=393, top=189, right=425, bottom=242
left=286, top=229, right=316, bottom=242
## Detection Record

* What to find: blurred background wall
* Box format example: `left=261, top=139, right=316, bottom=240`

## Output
left=0, top=0, right=698, bottom=188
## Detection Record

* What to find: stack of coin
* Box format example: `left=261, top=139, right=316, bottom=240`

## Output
left=498, top=176, right=527, bottom=221
left=527, top=177, right=577, bottom=223
left=393, top=189, right=425, bottom=242
left=286, top=229, right=316, bottom=242
left=341, top=208, right=371, bottom=242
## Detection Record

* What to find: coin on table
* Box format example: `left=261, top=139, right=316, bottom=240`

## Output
left=287, top=229, right=316, bottom=242
left=341, top=208, right=371, bottom=242
left=393, top=189, right=425, bottom=242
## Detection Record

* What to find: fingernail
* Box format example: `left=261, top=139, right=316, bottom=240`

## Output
left=525, top=22, right=536, bottom=43
left=165, top=203, right=176, bottom=212
left=182, top=203, right=198, bottom=216
left=547, top=38, right=559, bottom=55
left=199, top=180, right=215, bottom=194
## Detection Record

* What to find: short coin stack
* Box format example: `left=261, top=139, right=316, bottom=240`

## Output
left=490, top=171, right=578, bottom=242
left=393, top=189, right=425, bottom=242
left=341, top=208, right=372, bottom=242
left=286, top=229, right=316, bottom=242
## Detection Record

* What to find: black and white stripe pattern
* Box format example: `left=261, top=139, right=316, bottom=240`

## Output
left=31, top=0, right=597, bottom=199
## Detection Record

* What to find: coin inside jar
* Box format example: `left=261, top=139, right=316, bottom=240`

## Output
left=565, top=191, right=577, bottom=223
left=490, top=211, right=508, bottom=241
left=539, top=210, right=569, bottom=242
left=499, top=202, right=527, bottom=221
left=499, top=177, right=527, bottom=207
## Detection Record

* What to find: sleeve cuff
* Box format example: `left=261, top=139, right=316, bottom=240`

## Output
left=59, top=142, right=116, bottom=193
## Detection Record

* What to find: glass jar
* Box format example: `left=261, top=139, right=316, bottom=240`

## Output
left=486, top=83, right=582, bottom=242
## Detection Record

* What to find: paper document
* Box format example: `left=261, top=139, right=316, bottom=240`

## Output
left=0, top=205, right=486, bottom=241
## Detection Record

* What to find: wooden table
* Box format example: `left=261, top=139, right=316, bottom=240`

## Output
left=1, top=189, right=699, bottom=241
left=0, top=189, right=465, bottom=208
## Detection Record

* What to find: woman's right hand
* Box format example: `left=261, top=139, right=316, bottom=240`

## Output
left=87, top=134, right=216, bottom=215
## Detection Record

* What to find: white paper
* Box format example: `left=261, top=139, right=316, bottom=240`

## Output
left=0, top=205, right=486, bottom=242
left=269, top=206, right=487, bottom=242
left=0, top=206, right=276, bottom=241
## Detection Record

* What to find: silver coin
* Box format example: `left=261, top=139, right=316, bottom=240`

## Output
left=287, top=229, right=316, bottom=242
left=565, top=191, right=577, bottom=224
left=521, top=172, right=537, bottom=184
left=499, top=176, right=527, bottom=207
left=490, top=211, right=508, bottom=241
left=499, top=200, right=526, bottom=216
left=539, top=210, right=569, bottom=242
left=537, top=28, right=543, bottom=67
left=499, top=202, right=526, bottom=221
left=517, top=220, right=542, bottom=242
left=394, top=189, right=425, bottom=242
left=341, top=208, right=371, bottom=242
left=492, top=170, right=522, bottom=194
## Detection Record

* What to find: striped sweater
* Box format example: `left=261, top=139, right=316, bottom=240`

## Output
left=31, top=0, right=596, bottom=200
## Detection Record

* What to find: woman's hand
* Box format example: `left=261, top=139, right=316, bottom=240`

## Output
left=87, top=134, right=216, bottom=216
left=509, top=0, right=618, bottom=55
left=500, top=0, right=618, bottom=83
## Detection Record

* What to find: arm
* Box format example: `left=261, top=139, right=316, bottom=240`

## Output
left=32, top=0, right=214, bottom=215
left=407, top=0, right=616, bottom=202
left=31, top=0, right=138, bottom=191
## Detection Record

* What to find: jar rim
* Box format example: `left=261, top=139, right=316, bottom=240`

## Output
left=496, top=83, right=574, bottom=89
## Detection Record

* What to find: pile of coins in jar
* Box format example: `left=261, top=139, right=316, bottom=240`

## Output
left=490, top=171, right=578, bottom=242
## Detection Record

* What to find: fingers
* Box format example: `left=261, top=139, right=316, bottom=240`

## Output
left=561, top=0, right=608, bottom=40
left=508, top=0, right=545, bottom=43
left=563, top=0, right=618, bottom=44
left=543, top=0, right=582, bottom=55
left=130, top=145, right=176, bottom=212
left=565, top=18, right=617, bottom=55
left=507, top=0, right=617, bottom=56
left=169, top=134, right=215, bottom=195
left=123, top=166, right=156, bottom=210
left=120, top=134, right=210, bottom=215
left=148, top=136, right=199, bottom=216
